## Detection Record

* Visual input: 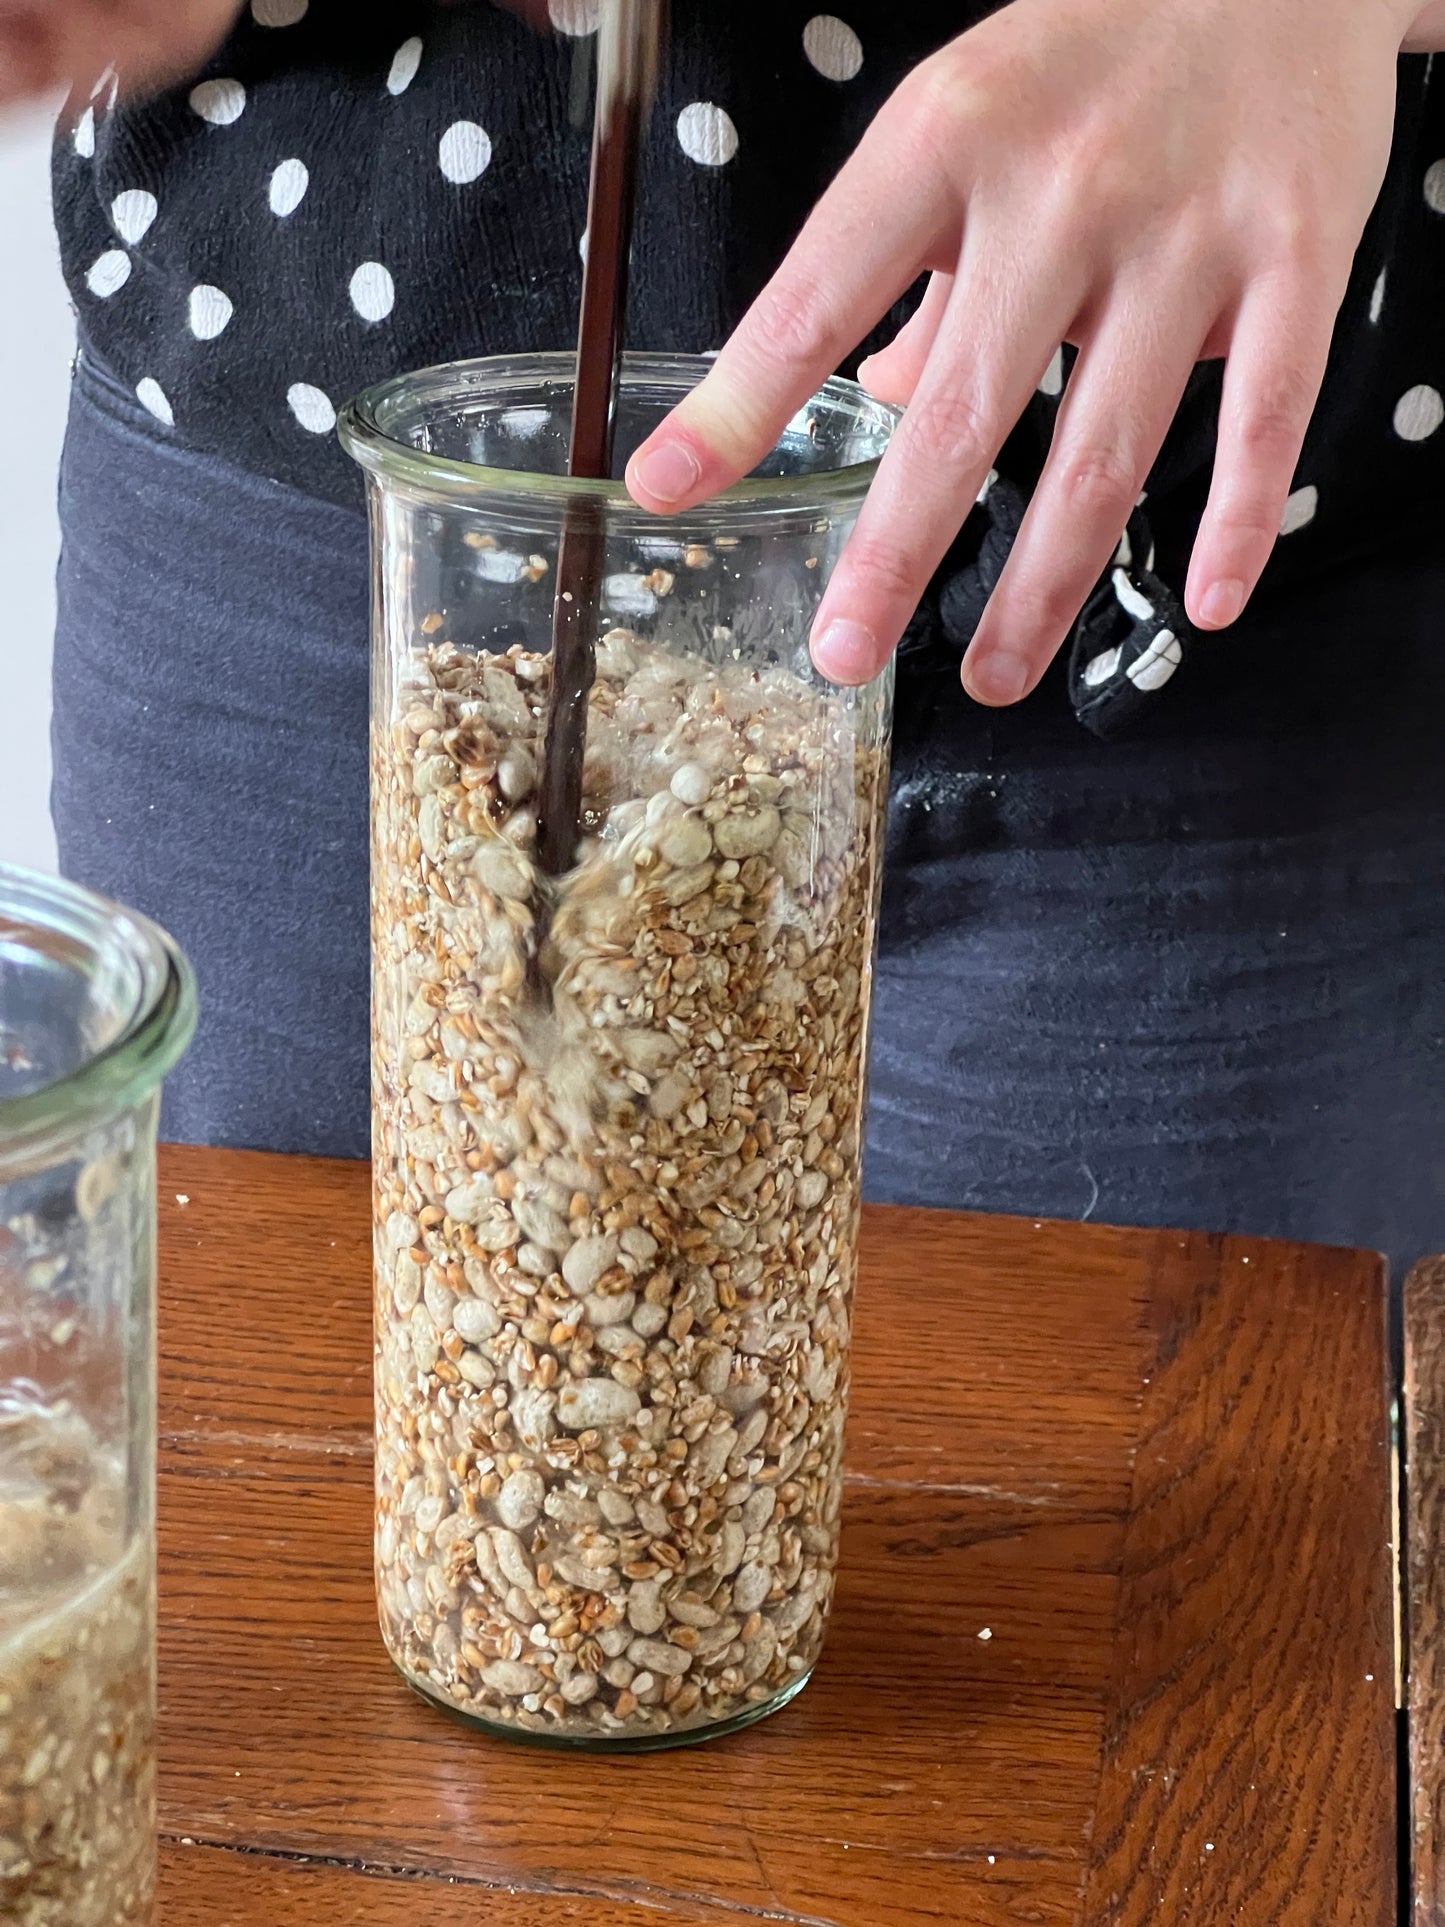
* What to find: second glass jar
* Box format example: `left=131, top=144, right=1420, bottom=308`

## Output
left=0, top=865, right=195, bottom=1921
left=341, top=353, right=896, bottom=1748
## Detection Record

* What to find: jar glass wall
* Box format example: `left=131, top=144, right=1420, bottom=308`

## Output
left=0, top=866, right=195, bottom=1924
left=342, top=353, right=896, bottom=1749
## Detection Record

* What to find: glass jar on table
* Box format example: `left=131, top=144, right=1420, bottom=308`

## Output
left=0, top=866, right=195, bottom=1923
left=341, top=353, right=896, bottom=1748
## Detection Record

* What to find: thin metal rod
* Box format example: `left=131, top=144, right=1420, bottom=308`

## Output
left=536, top=0, right=662, bottom=880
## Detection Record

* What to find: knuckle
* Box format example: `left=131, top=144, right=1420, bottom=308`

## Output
left=1209, top=500, right=1282, bottom=549
left=1155, top=200, right=1230, bottom=284
left=886, top=49, right=986, bottom=174
left=904, top=384, right=995, bottom=473
left=897, top=53, right=970, bottom=132
left=1058, top=444, right=1138, bottom=521
left=1004, top=571, right=1080, bottom=645
left=1235, top=376, right=1315, bottom=459
left=1053, top=139, right=1135, bottom=230
left=1254, top=194, right=1339, bottom=279
left=842, top=533, right=925, bottom=610
left=749, top=276, right=835, bottom=376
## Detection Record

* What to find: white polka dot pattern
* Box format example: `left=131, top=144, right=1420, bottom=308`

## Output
left=1395, top=384, right=1445, bottom=441
left=439, top=121, right=493, bottom=184
left=387, top=37, right=423, bottom=95
left=350, top=261, right=396, bottom=321
left=189, top=285, right=234, bottom=339
left=802, top=16, right=863, bottom=82
left=136, top=379, right=174, bottom=427
left=269, top=158, right=309, bottom=216
left=190, top=79, right=247, bottom=125
left=111, top=190, right=157, bottom=245
left=85, top=251, right=131, bottom=298
left=677, top=102, right=738, bottom=167
left=288, top=383, right=336, bottom=434
left=548, top=0, right=601, bottom=31
left=1279, top=484, right=1318, bottom=535
left=58, top=5, right=1441, bottom=543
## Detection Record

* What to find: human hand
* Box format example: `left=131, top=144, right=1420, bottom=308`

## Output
left=0, top=0, right=244, bottom=111
left=626, top=0, right=1420, bottom=703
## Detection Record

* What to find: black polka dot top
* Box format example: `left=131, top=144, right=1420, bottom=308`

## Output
left=49, top=1, right=1445, bottom=732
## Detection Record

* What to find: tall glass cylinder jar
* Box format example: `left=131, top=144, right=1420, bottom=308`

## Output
left=0, top=865, right=195, bottom=1922
left=341, top=353, right=896, bottom=1749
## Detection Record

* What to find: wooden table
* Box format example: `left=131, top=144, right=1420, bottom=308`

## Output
left=153, top=1147, right=1396, bottom=1927
left=1406, top=1257, right=1445, bottom=1926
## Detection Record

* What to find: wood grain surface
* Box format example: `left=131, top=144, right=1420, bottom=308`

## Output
left=154, top=1147, right=1395, bottom=1927
left=1408, top=1254, right=1445, bottom=1925
left=158, top=1841, right=753, bottom=1924
left=1085, top=1236, right=1396, bottom=1926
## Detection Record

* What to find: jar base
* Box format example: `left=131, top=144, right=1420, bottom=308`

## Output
left=394, top=1659, right=815, bottom=1753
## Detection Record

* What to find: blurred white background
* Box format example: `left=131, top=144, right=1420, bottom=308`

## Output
left=0, top=102, right=73, bottom=874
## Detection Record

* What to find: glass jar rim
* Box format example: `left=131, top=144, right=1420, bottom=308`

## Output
left=337, top=350, right=898, bottom=511
left=0, top=864, right=197, bottom=1157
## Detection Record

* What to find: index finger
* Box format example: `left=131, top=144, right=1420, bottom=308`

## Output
left=625, top=98, right=956, bottom=512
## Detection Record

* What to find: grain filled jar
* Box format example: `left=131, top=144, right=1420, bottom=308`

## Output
left=0, top=866, right=195, bottom=1921
left=340, top=353, right=896, bottom=1749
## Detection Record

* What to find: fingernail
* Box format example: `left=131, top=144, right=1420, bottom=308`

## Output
left=628, top=439, right=702, bottom=506
left=1198, top=578, right=1245, bottom=629
left=963, top=650, right=1030, bottom=705
left=812, top=618, right=880, bottom=685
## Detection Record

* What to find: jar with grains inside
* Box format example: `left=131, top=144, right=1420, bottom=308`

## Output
left=340, top=353, right=896, bottom=1748
left=0, top=866, right=194, bottom=1918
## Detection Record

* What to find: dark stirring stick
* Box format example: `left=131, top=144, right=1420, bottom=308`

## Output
left=536, top=0, right=664, bottom=880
